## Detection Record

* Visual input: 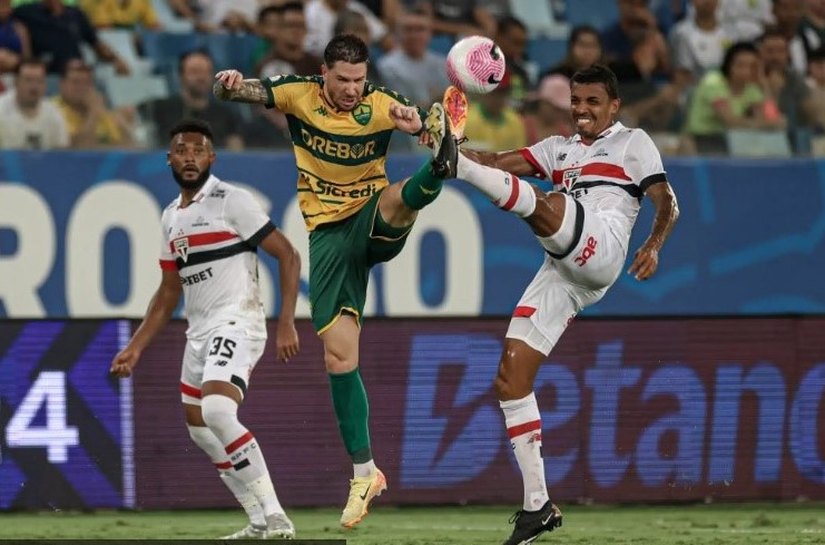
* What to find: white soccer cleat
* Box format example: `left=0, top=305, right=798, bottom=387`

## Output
left=265, top=512, right=296, bottom=539
left=219, top=523, right=268, bottom=539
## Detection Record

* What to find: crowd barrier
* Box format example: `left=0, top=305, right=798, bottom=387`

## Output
left=1, top=317, right=822, bottom=509
left=1, top=151, right=824, bottom=318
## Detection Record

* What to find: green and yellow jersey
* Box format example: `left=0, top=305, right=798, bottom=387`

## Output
left=261, top=74, right=424, bottom=231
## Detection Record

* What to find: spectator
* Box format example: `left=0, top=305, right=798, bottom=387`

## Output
left=0, top=0, right=30, bottom=75
left=52, top=60, right=134, bottom=148
left=718, top=0, right=774, bottom=40
left=669, top=0, right=742, bottom=82
left=806, top=46, right=825, bottom=129
left=422, top=0, right=498, bottom=38
left=332, top=8, right=383, bottom=83
left=13, top=0, right=129, bottom=75
left=304, top=0, right=392, bottom=58
left=758, top=28, right=816, bottom=132
left=685, top=41, right=785, bottom=152
left=241, top=105, right=294, bottom=149
left=168, top=0, right=258, bottom=33
left=463, top=72, right=526, bottom=151
left=79, top=0, right=160, bottom=29
left=522, top=74, right=574, bottom=144
left=773, top=0, right=811, bottom=74
left=601, top=0, right=671, bottom=81
left=802, top=0, right=825, bottom=49
left=495, top=15, right=531, bottom=105
left=139, top=50, right=243, bottom=150
left=0, top=58, right=67, bottom=148
left=376, top=6, right=449, bottom=109
left=358, top=0, right=404, bottom=29
left=547, top=24, right=603, bottom=79
left=257, top=2, right=321, bottom=78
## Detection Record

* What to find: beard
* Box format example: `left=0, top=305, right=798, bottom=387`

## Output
left=172, top=166, right=211, bottom=190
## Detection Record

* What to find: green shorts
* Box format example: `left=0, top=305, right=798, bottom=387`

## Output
left=309, top=189, right=412, bottom=334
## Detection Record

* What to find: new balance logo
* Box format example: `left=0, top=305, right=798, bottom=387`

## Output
left=574, top=236, right=597, bottom=267
left=214, top=359, right=228, bottom=367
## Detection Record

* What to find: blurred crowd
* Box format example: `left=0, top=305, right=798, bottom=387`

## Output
left=0, top=0, right=823, bottom=157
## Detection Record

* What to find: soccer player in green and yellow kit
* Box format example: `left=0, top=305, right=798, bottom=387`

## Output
left=213, top=34, right=457, bottom=528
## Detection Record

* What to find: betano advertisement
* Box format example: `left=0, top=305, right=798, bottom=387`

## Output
left=1, top=151, right=825, bottom=318
left=1, top=318, right=822, bottom=509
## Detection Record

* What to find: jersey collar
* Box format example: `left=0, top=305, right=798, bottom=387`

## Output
left=572, top=121, right=624, bottom=144
left=176, top=174, right=219, bottom=209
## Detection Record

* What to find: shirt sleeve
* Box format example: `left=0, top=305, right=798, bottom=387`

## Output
left=225, top=187, right=276, bottom=246
left=624, top=130, right=667, bottom=193
left=521, top=136, right=561, bottom=179
left=260, top=74, right=305, bottom=112
left=158, top=211, right=177, bottom=271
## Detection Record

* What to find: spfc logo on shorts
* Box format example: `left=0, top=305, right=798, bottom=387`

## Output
left=562, top=168, right=581, bottom=189
left=173, top=237, right=189, bottom=261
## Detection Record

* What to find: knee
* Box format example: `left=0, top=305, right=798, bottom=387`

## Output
left=494, top=370, right=521, bottom=401
left=528, top=192, right=566, bottom=237
left=200, top=394, right=237, bottom=431
left=323, top=342, right=358, bottom=373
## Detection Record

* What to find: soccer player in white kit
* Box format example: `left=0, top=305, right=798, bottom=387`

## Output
left=110, top=120, right=302, bottom=539
left=433, top=65, right=680, bottom=545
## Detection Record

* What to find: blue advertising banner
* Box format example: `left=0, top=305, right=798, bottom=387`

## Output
left=1, top=151, right=824, bottom=318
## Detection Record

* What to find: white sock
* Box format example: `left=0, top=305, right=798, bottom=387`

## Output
left=457, top=154, right=536, bottom=217
left=354, top=459, right=377, bottom=478
left=201, top=394, right=285, bottom=517
left=500, top=392, right=549, bottom=511
left=188, top=424, right=266, bottom=526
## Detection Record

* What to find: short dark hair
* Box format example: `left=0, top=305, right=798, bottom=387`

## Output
left=178, top=49, right=212, bottom=74
left=568, top=24, right=601, bottom=49
left=324, top=33, right=370, bottom=67
left=497, top=15, right=527, bottom=35
left=721, top=41, right=759, bottom=78
left=15, top=58, right=46, bottom=76
left=169, top=119, right=214, bottom=142
left=570, top=64, right=619, bottom=99
left=758, top=27, right=787, bottom=45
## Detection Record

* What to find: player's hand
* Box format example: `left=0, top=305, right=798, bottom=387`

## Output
left=215, top=69, right=245, bottom=91
left=389, top=102, right=423, bottom=135
left=628, top=243, right=659, bottom=281
left=110, top=346, right=141, bottom=378
left=275, top=320, right=299, bottom=362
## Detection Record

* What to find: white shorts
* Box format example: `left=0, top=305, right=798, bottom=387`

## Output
left=506, top=197, right=625, bottom=355
left=180, top=325, right=266, bottom=405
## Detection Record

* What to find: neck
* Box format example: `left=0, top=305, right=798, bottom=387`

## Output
left=179, top=182, right=205, bottom=207
left=276, top=43, right=302, bottom=61
left=184, top=90, right=209, bottom=110
left=694, top=12, right=717, bottom=30
left=16, top=97, right=38, bottom=116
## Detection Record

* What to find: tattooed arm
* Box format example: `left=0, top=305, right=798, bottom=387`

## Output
left=213, top=69, right=269, bottom=105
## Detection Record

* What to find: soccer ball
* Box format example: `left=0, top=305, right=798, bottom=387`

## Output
left=446, top=35, right=507, bottom=94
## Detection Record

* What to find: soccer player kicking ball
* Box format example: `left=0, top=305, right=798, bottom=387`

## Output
left=433, top=65, right=680, bottom=545
left=212, top=34, right=458, bottom=528
left=110, top=120, right=301, bottom=539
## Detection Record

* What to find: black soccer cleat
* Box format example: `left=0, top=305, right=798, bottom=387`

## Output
left=501, top=501, right=563, bottom=545
left=425, top=102, right=458, bottom=179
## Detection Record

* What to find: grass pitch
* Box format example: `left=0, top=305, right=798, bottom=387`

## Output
left=0, top=503, right=823, bottom=544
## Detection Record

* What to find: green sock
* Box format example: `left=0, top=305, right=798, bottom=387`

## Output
left=329, top=368, right=372, bottom=463
left=401, top=160, right=443, bottom=210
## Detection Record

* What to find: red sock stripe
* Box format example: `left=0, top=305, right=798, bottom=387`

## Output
left=513, top=306, right=536, bottom=318
left=501, top=174, right=520, bottom=210
left=215, top=461, right=232, bottom=470
left=225, top=431, right=254, bottom=455
left=507, top=419, right=541, bottom=439
left=180, top=382, right=201, bottom=399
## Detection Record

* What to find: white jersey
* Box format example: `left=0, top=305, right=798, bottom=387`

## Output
left=520, top=122, right=667, bottom=253
left=159, top=175, right=274, bottom=340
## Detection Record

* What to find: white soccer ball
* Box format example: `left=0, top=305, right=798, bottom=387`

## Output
left=446, top=35, right=507, bottom=94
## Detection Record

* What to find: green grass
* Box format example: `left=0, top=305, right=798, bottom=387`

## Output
left=1, top=504, right=824, bottom=544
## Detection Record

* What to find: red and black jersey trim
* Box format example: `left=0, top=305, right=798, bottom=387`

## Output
left=564, top=180, right=644, bottom=201
left=546, top=200, right=584, bottom=260
left=246, top=222, right=277, bottom=246
left=176, top=241, right=256, bottom=270
left=639, top=172, right=667, bottom=193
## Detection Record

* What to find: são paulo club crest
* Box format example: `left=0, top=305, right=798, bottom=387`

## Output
left=173, top=237, right=189, bottom=261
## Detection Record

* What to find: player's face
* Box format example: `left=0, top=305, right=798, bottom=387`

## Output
left=321, top=61, right=367, bottom=111
left=167, top=133, right=216, bottom=190
left=570, top=82, right=619, bottom=143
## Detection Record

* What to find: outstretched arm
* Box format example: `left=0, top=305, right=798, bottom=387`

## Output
left=110, top=269, right=181, bottom=377
left=213, top=69, right=270, bottom=104
left=628, top=181, right=679, bottom=281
